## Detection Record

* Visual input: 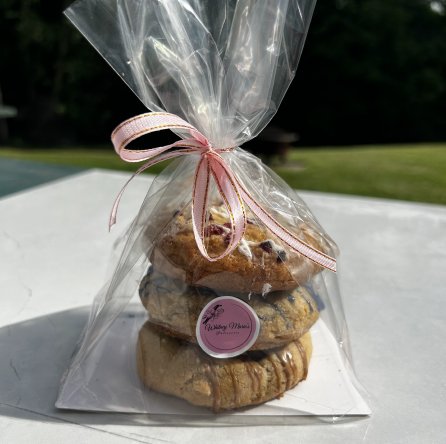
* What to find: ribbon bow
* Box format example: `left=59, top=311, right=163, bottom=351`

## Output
left=110, top=112, right=336, bottom=271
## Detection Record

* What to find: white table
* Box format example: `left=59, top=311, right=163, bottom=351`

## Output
left=1, top=169, right=445, bottom=443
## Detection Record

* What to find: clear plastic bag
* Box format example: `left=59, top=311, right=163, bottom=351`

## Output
left=57, top=0, right=370, bottom=421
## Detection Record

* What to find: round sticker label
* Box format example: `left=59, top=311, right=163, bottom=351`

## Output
left=196, top=296, right=260, bottom=358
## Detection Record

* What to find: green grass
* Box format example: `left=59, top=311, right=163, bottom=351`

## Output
left=276, top=143, right=446, bottom=205
left=1, top=143, right=446, bottom=205
left=0, top=147, right=173, bottom=176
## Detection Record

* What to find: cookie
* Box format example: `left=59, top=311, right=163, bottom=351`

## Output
left=139, top=267, right=319, bottom=350
left=150, top=204, right=329, bottom=293
left=136, top=322, right=312, bottom=410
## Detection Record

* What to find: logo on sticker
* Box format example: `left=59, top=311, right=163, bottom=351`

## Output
left=202, top=304, right=224, bottom=325
left=196, top=296, right=260, bottom=358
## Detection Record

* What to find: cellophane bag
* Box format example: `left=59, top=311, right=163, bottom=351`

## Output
left=57, top=0, right=370, bottom=423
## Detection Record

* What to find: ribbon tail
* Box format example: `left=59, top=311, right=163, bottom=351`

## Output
left=191, top=154, right=247, bottom=262
left=211, top=153, right=336, bottom=272
left=191, top=155, right=211, bottom=254
left=109, top=150, right=193, bottom=230
left=209, top=156, right=246, bottom=255
left=109, top=162, right=154, bottom=231
left=239, top=186, right=337, bottom=272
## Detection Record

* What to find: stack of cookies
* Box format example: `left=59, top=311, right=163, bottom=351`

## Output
left=136, top=204, right=327, bottom=411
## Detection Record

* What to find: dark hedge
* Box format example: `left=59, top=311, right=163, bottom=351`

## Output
left=1, top=0, right=445, bottom=147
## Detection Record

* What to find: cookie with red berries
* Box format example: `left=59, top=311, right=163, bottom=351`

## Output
left=150, top=204, right=330, bottom=293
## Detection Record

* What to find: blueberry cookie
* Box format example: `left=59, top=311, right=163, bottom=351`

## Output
left=150, top=205, right=329, bottom=293
left=139, top=267, right=319, bottom=350
left=136, top=322, right=312, bottom=411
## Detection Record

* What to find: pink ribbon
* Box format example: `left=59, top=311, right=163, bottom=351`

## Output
left=110, top=112, right=336, bottom=271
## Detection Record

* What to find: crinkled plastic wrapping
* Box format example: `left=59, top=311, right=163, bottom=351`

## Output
left=57, top=0, right=370, bottom=422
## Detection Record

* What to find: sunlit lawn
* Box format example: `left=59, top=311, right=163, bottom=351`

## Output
left=276, top=143, right=446, bottom=204
left=1, top=143, right=445, bottom=205
left=0, top=146, right=172, bottom=176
